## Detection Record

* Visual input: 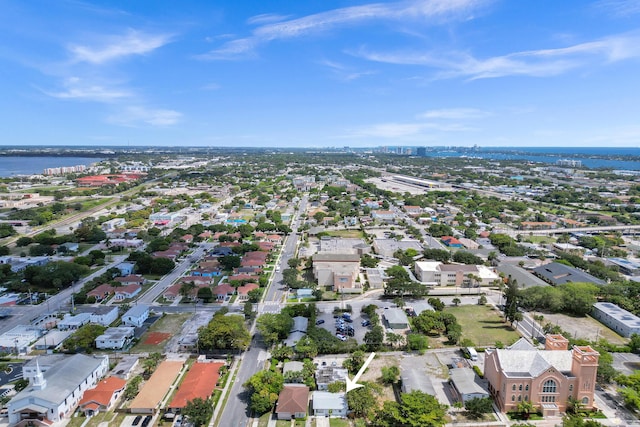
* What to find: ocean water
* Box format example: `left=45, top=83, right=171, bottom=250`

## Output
left=0, top=157, right=102, bottom=177
left=419, top=147, right=640, bottom=170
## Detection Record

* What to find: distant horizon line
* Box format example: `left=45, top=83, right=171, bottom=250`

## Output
left=0, top=145, right=638, bottom=149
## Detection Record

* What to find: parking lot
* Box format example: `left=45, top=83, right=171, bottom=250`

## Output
left=314, top=307, right=371, bottom=344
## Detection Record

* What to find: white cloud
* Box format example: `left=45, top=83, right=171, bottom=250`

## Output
left=200, top=0, right=487, bottom=59
left=421, top=108, right=490, bottom=119
left=355, top=30, right=640, bottom=79
left=42, top=77, right=131, bottom=102
left=69, top=30, right=172, bottom=64
left=347, top=119, right=477, bottom=139
left=318, top=59, right=376, bottom=81
left=594, top=0, right=640, bottom=17
left=201, top=82, right=221, bottom=91
left=108, top=106, right=182, bottom=127
left=247, top=13, right=291, bottom=25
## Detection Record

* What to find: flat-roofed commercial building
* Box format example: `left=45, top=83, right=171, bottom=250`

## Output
left=592, top=302, right=640, bottom=337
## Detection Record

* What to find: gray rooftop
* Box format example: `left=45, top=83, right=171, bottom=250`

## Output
left=449, top=368, right=489, bottom=395
left=533, top=262, right=605, bottom=285
left=291, top=316, right=309, bottom=333
left=384, top=308, right=409, bottom=326
left=494, top=348, right=573, bottom=377
left=593, top=302, right=640, bottom=328
left=283, top=361, right=304, bottom=375
left=312, top=253, right=360, bottom=262
left=401, top=368, right=436, bottom=395
left=13, top=354, right=107, bottom=405
left=312, top=391, right=346, bottom=410
left=97, top=326, right=135, bottom=341
left=123, top=304, right=149, bottom=318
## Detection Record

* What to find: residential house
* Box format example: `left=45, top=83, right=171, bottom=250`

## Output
left=371, top=210, right=396, bottom=223
left=121, top=305, right=149, bottom=328
left=116, top=262, right=136, bottom=276
left=78, top=377, right=127, bottom=417
left=87, top=284, right=115, bottom=302
left=315, top=365, right=348, bottom=391
left=95, top=327, right=135, bottom=350
left=113, top=284, right=142, bottom=301
left=312, top=253, right=361, bottom=293
left=312, top=392, right=347, bottom=417
left=114, top=274, right=145, bottom=286
left=58, top=313, right=92, bottom=331
left=276, top=384, right=309, bottom=420
left=441, top=236, right=463, bottom=248
left=484, top=335, right=599, bottom=416
left=237, top=283, right=259, bottom=300
left=403, top=206, right=423, bottom=217
left=212, top=283, right=235, bottom=301
left=449, top=368, right=490, bottom=403
left=285, top=316, right=309, bottom=347
left=81, top=306, right=119, bottom=327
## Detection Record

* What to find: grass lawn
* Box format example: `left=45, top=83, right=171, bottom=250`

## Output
left=276, top=420, right=291, bottom=427
left=526, top=236, right=556, bottom=244
left=444, top=305, right=521, bottom=347
left=325, top=230, right=365, bottom=238
left=131, top=312, right=192, bottom=353
left=330, top=418, right=351, bottom=427
left=66, top=411, right=126, bottom=427
left=257, top=413, right=272, bottom=427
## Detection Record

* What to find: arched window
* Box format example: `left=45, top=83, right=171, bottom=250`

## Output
left=582, top=397, right=589, bottom=405
left=512, top=384, right=516, bottom=391
left=512, top=395, right=515, bottom=402
left=569, top=384, right=573, bottom=392
left=518, top=395, right=522, bottom=401
left=525, top=395, right=529, bottom=401
left=542, top=379, right=557, bottom=393
left=525, top=384, right=529, bottom=391
left=519, top=384, right=523, bottom=391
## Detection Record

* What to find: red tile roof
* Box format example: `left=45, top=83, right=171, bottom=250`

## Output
left=78, top=377, right=126, bottom=408
left=168, top=363, right=224, bottom=409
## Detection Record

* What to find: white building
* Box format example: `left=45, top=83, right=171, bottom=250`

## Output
left=82, top=306, right=119, bottom=327
left=8, top=354, right=109, bottom=425
left=592, top=302, right=640, bottom=337
left=95, top=327, right=135, bottom=350
left=122, top=305, right=149, bottom=327
left=312, top=391, right=347, bottom=417
left=0, top=325, right=41, bottom=355
left=414, top=261, right=498, bottom=287
left=57, top=313, right=92, bottom=331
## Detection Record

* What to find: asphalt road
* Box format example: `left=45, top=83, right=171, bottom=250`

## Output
left=216, top=196, right=307, bottom=427
left=0, top=254, right=128, bottom=335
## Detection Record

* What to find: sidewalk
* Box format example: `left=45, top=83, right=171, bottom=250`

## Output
left=209, top=356, right=241, bottom=427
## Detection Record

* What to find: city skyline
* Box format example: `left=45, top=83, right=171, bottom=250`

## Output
left=1, top=0, right=639, bottom=147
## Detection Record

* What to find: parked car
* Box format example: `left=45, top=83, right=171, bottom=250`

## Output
left=141, top=416, right=152, bottom=427
left=361, top=320, right=371, bottom=327
left=316, top=319, right=325, bottom=325
left=132, top=416, right=142, bottom=426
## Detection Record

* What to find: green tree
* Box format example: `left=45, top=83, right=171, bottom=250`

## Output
left=183, top=398, right=213, bottom=427
left=343, top=350, right=366, bottom=375
left=364, top=325, right=385, bottom=351
left=423, top=248, right=451, bottom=263
left=219, top=255, right=242, bottom=270
left=198, top=312, right=251, bottom=351
left=380, top=365, right=400, bottom=385
left=373, top=390, right=447, bottom=427
left=197, top=286, right=213, bottom=303
left=244, top=370, right=284, bottom=414
left=504, top=276, right=520, bottom=326
left=346, top=382, right=378, bottom=418
left=406, top=333, right=429, bottom=351
left=294, top=335, right=318, bottom=358
left=464, top=397, right=493, bottom=418
left=256, top=313, right=293, bottom=346
left=452, top=251, right=484, bottom=265
left=452, top=297, right=461, bottom=306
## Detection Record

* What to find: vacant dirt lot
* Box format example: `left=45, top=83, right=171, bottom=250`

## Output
left=539, top=312, right=627, bottom=345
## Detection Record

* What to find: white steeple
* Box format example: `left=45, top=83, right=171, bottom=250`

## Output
left=31, top=360, right=47, bottom=390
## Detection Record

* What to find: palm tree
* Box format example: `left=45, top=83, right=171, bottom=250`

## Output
left=517, top=401, right=535, bottom=420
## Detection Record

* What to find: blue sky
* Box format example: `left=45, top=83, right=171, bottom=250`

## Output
left=1, top=0, right=640, bottom=147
